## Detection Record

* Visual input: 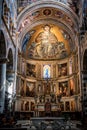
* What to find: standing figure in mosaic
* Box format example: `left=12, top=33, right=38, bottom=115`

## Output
left=35, top=24, right=58, bottom=57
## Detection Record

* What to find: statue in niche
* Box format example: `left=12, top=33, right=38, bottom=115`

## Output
left=44, top=82, right=50, bottom=94
left=70, top=79, right=75, bottom=96
left=59, top=82, right=68, bottom=96
left=51, top=94, right=56, bottom=103
left=34, top=95, right=38, bottom=103
left=38, top=84, right=42, bottom=92
left=71, top=101, right=75, bottom=111
left=53, top=84, right=56, bottom=92
left=25, top=102, right=29, bottom=111
left=26, top=85, right=30, bottom=96
left=39, top=95, right=45, bottom=103
left=31, top=102, right=35, bottom=111
left=21, top=101, right=24, bottom=111
left=57, top=94, right=62, bottom=103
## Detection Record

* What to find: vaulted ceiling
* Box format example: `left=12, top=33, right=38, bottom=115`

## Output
left=17, top=1, right=80, bottom=60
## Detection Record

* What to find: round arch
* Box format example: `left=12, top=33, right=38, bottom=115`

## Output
left=17, top=1, right=79, bottom=53
left=0, top=30, right=6, bottom=59
left=5, top=48, right=14, bottom=112
left=17, top=0, right=79, bottom=28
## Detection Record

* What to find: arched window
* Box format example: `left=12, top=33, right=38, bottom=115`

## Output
left=43, top=65, right=51, bottom=78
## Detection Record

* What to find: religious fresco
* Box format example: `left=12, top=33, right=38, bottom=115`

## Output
left=58, top=63, right=67, bottom=76
left=26, top=63, right=36, bottom=77
left=28, top=24, right=69, bottom=60
left=43, top=9, right=52, bottom=16
left=59, top=81, right=68, bottom=97
left=22, top=30, right=35, bottom=53
left=26, top=81, right=35, bottom=97
left=71, top=101, right=75, bottom=111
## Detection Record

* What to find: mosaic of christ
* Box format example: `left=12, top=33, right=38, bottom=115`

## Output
left=28, top=24, right=68, bottom=59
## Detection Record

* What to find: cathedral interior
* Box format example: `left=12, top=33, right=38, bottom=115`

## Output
left=0, top=0, right=87, bottom=124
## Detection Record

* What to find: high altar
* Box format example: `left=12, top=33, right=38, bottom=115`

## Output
left=15, top=24, right=81, bottom=119
left=34, top=78, right=61, bottom=117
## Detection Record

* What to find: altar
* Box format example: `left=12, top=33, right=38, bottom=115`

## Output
left=34, top=102, right=60, bottom=117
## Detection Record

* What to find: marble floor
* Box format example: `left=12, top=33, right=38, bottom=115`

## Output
left=16, top=117, right=82, bottom=130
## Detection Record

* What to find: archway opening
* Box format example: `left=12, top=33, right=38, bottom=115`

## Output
left=5, top=49, right=14, bottom=113
left=0, top=30, right=6, bottom=94
left=0, top=30, right=6, bottom=59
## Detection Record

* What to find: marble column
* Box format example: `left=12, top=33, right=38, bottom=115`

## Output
left=0, top=63, right=6, bottom=113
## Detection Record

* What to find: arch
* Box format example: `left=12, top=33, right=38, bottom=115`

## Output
left=5, top=48, right=14, bottom=112
left=17, top=1, right=79, bottom=28
left=17, top=1, right=79, bottom=53
left=83, top=49, right=87, bottom=71
left=6, top=48, right=14, bottom=82
left=17, top=1, right=79, bottom=46
left=0, top=30, right=6, bottom=58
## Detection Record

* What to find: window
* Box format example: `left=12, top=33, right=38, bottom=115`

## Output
left=43, top=65, right=51, bottom=78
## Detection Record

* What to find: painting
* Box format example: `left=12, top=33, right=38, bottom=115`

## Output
left=59, top=81, right=68, bottom=97
left=26, top=81, right=35, bottom=97
left=43, top=9, right=51, bottom=16
left=58, top=63, right=67, bottom=77
left=26, top=63, right=36, bottom=77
